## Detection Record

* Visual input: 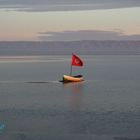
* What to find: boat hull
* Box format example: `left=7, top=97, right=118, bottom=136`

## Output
left=62, top=75, right=84, bottom=82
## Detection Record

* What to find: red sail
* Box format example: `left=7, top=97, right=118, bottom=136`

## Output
left=72, top=54, right=83, bottom=67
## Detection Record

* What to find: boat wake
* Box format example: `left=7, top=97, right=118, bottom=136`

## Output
left=27, top=81, right=61, bottom=84
left=0, top=80, right=61, bottom=84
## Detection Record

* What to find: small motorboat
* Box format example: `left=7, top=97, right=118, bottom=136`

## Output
left=62, top=74, right=84, bottom=83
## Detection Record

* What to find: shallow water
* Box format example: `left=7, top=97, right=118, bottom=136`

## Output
left=0, top=55, right=140, bottom=140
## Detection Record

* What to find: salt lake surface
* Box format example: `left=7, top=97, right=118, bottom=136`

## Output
left=0, top=55, right=140, bottom=140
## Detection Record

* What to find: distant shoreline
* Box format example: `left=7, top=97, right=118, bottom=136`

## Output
left=0, top=40, right=140, bottom=55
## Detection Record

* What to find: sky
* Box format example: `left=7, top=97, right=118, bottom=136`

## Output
left=0, top=0, right=140, bottom=41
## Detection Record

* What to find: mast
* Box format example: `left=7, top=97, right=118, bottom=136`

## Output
left=69, top=53, right=73, bottom=76
left=70, top=63, right=72, bottom=76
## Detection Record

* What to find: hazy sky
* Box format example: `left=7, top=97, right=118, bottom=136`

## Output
left=0, top=0, right=140, bottom=41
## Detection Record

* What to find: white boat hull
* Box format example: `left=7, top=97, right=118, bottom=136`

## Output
left=62, top=75, right=84, bottom=82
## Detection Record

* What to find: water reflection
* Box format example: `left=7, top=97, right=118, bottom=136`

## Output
left=63, top=82, right=84, bottom=111
left=63, top=81, right=84, bottom=93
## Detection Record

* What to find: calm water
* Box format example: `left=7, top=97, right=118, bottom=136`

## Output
left=0, top=55, right=140, bottom=140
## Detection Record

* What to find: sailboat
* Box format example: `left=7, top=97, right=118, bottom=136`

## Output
left=62, top=54, right=84, bottom=83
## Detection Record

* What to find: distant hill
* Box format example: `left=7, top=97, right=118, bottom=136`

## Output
left=0, top=40, right=140, bottom=55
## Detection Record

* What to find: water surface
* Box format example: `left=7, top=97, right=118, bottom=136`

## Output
left=0, top=55, right=140, bottom=140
